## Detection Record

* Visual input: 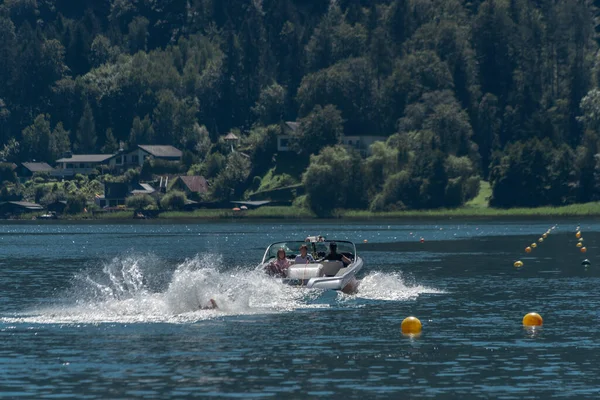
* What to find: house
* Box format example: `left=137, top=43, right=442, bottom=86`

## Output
left=277, top=121, right=386, bottom=156
left=341, top=135, right=388, bottom=156
left=19, top=162, right=54, bottom=179
left=277, top=121, right=298, bottom=151
left=170, top=176, right=208, bottom=199
left=53, top=153, right=114, bottom=177
left=46, top=200, right=67, bottom=214
left=0, top=201, right=44, bottom=217
left=107, top=145, right=183, bottom=171
left=95, top=182, right=157, bottom=208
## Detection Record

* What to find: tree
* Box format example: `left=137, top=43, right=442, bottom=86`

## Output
left=102, top=128, right=119, bottom=153
left=76, top=103, right=97, bottom=152
left=252, top=83, right=286, bottom=125
left=22, top=114, right=52, bottom=162
left=130, top=115, right=154, bottom=146
left=292, top=105, right=344, bottom=155
left=50, top=122, right=71, bottom=161
left=302, top=146, right=365, bottom=216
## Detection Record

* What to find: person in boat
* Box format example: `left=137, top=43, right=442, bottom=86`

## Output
left=265, top=248, right=290, bottom=277
left=319, top=242, right=352, bottom=266
left=294, top=244, right=315, bottom=264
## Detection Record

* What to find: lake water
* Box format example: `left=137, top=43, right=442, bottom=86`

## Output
left=1, top=219, right=600, bottom=398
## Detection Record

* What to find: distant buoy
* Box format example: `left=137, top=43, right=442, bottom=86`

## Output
left=582, top=259, right=591, bottom=266
left=363, top=239, right=368, bottom=243
left=420, top=238, right=425, bottom=243
left=538, top=238, right=544, bottom=243
left=523, top=312, right=543, bottom=327
left=542, top=233, right=547, bottom=239
left=531, top=243, right=537, bottom=248
left=577, top=242, right=583, bottom=248
left=401, top=316, right=422, bottom=335
left=514, top=260, right=524, bottom=268
left=576, top=231, right=582, bottom=238
left=525, top=247, right=532, bottom=253
left=581, top=247, right=587, bottom=253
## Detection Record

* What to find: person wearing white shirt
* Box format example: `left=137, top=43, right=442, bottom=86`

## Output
left=294, top=244, right=315, bottom=264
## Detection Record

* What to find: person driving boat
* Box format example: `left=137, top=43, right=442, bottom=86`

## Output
left=319, top=242, right=351, bottom=266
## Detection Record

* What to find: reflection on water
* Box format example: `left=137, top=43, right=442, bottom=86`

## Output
left=1, top=220, right=600, bottom=398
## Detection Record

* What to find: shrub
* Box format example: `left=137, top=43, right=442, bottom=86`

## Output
left=160, top=190, right=187, bottom=210
left=65, top=193, right=88, bottom=214
left=126, top=194, right=156, bottom=210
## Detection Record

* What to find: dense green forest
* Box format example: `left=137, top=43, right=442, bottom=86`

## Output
left=1, top=0, right=600, bottom=214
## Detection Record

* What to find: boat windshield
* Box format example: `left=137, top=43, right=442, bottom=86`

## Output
left=262, top=240, right=356, bottom=263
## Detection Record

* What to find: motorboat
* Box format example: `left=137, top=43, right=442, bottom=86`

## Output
left=259, top=235, right=364, bottom=291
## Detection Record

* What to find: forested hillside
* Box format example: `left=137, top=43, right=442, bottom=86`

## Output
left=1, top=0, right=600, bottom=214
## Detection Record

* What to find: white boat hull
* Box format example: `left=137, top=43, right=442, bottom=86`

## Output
left=277, top=257, right=364, bottom=291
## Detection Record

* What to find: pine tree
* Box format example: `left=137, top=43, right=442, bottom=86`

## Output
left=76, top=103, right=97, bottom=153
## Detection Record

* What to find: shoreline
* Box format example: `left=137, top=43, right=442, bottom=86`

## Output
left=7, top=203, right=600, bottom=222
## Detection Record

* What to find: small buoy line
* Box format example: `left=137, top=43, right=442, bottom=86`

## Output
left=399, top=224, right=592, bottom=336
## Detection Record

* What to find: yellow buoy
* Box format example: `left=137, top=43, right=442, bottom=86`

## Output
left=514, top=260, right=524, bottom=268
left=523, top=312, right=543, bottom=327
left=542, top=233, right=547, bottom=239
left=531, top=243, right=537, bottom=248
left=401, top=316, right=422, bottom=335
left=581, top=247, right=587, bottom=253
left=576, top=231, right=582, bottom=238
left=538, top=238, right=544, bottom=243
left=525, top=247, right=532, bottom=253
left=577, top=242, right=583, bottom=248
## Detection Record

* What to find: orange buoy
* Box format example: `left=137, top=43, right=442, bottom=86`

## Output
left=514, top=260, right=524, bottom=268
left=401, top=316, right=422, bottom=335
left=576, top=231, right=582, bottom=238
left=581, top=247, right=587, bottom=253
left=525, top=247, right=532, bottom=253
left=523, top=312, right=543, bottom=327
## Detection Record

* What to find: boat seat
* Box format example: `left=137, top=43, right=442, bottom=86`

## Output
left=286, top=263, right=324, bottom=279
left=321, top=261, right=343, bottom=277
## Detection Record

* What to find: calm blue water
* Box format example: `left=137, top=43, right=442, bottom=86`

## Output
left=1, top=219, right=600, bottom=398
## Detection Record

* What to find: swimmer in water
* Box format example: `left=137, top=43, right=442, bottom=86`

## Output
left=200, top=299, right=218, bottom=310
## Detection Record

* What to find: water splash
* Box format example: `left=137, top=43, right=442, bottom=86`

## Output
left=353, top=271, right=444, bottom=301
left=2, top=256, right=443, bottom=324
left=5, top=254, right=323, bottom=324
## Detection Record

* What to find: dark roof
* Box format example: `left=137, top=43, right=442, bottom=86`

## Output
left=21, top=162, right=54, bottom=173
left=138, top=145, right=182, bottom=158
left=177, top=176, right=208, bottom=193
left=224, top=132, right=239, bottom=140
left=230, top=200, right=272, bottom=207
left=55, top=154, right=114, bottom=163
left=2, top=201, right=44, bottom=210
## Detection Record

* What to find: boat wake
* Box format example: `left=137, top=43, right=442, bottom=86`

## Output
left=352, top=271, right=444, bottom=301
left=2, top=255, right=442, bottom=325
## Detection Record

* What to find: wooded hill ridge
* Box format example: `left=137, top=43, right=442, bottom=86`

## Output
left=1, top=0, right=600, bottom=215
